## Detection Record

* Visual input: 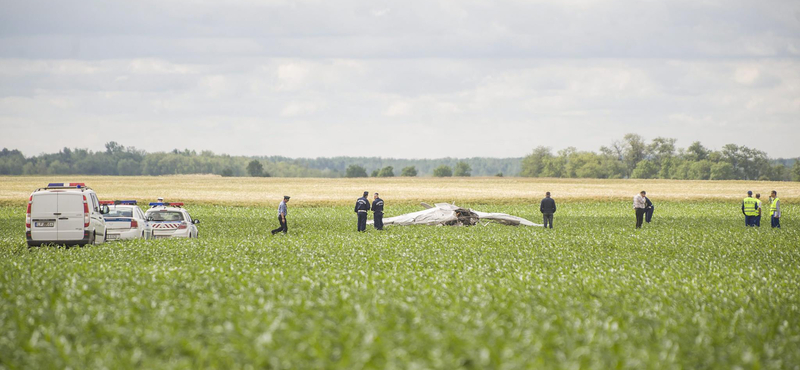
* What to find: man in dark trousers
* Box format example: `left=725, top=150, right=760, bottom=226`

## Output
left=633, top=190, right=647, bottom=229
left=271, top=196, right=290, bottom=235
left=742, top=191, right=759, bottom=227
left=372, top=192, right=384, bottom=230
left=540, top=191, right=556, bottom=229
left=355, top=191, right=371, bottom=232
left=644, top=195, right=654, bottom=223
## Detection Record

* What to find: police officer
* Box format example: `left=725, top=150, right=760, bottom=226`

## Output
left=769, top=190, right=781, bottom=229
left=355, top=191, right=371, bottom=232
left=372, top=192, right=384, bottom=230
left=742, top=191, right=759, bottom=227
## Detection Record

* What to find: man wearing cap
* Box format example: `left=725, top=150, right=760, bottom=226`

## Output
left=271, top=196, right=290, bottom=235
left=633, top=190, right=647, bottom=229
left=355, top=191, right=371, bottom=232
left=742, top=191, right=759, bottom=227
left=372, top=193, right=384, bottom=230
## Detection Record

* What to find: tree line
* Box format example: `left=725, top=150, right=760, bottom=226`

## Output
left=1, top=136, right=797, bottom=180
left=520, top=134, right=800, bottom=181
left=0, top=142, right=518, bottom=177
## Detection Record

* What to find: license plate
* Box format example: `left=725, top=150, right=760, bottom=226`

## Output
left=107, top=234, right=119, bottom=240
left=35, top=221, right=54, bottom=227
left=154, top=235, right=170, bottom=239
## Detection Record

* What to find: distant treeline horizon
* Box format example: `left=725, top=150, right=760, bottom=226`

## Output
left=1, top=135, right=798, bottom=181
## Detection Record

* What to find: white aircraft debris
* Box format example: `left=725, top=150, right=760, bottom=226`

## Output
left=367, top=202, right=541, bottom=227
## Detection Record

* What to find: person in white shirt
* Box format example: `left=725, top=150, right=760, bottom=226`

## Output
left=633, top=191, right=647, bottom=229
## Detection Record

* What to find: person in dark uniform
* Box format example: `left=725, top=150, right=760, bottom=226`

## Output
left=539, top=191, right=556, bottom=229
left=644, top=195, right=654, bottom=223
left=271, top=196, right=290, bottom=235
left=355, top=191, right=371, bottom=232
left=372, top=192, right=384, bottom=230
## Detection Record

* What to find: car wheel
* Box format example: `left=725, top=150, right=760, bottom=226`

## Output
left=87, top=231, right=96, bottom=246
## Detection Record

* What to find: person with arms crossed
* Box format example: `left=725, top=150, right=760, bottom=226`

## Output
left=271, top=196, right=290, bottom=235
left=540, top=191, right=556, bottom=229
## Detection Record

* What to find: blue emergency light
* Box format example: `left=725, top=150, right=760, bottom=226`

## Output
left=149, top=202, right=165, bottom=207
left=47, top=182, right=86, bottom=188
left=117, top=200, right=137, bottom=205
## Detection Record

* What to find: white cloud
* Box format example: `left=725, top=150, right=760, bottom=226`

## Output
left=0, top=0, right=798, bottom=158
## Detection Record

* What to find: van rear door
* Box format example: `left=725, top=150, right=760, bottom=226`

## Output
left=30, top=192, right=59, bottom=241
left=57, top=193, right=85, bottom=241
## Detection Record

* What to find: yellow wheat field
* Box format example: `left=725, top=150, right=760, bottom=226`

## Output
left=1, top=175, right=797, bottom=207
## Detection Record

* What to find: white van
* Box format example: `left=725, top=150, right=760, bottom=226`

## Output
left=26, top=183, right=108, bottom=247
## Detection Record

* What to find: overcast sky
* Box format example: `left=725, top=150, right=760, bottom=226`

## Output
left=1, top=0, right=799, bottom=159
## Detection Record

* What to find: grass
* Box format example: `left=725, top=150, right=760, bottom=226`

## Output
left=1, top=200, right=798, bottom=369
left=1, top=175, right=799, bottom=206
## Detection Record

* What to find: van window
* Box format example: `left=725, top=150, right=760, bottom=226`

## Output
left=90, top=193, right=100, bottom=212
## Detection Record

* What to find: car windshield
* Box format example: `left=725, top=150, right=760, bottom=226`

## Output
left=105, top=207, right=133, bottom=218
left=148, top=211, right=185, bottom=221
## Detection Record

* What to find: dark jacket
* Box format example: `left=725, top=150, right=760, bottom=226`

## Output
left=355, top=197, right=371, bottom=212
left=645, top=197, right=653, bottom=209
left=372, top=198, right=384, bottom=213
left=540, top=197, right=556, bottom=214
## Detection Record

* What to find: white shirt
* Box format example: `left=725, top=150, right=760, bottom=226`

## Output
left=633, top=195, right=646, bottom=209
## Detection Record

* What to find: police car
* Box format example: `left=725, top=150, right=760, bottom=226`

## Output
left=144, top=202, right=200, bottom=239
left=99, top=200, right=152, bottom=240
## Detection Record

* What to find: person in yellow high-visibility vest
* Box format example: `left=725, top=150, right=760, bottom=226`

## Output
left=741, top=191, right=759, bottom=227
left=769, top=190, right=781, bottom=229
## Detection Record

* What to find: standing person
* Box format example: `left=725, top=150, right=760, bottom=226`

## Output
left=355, top=191, right=371, bottom=232
left=539, top=191, right=556, bottom=229
left=769, top=190, right=781, bottom=229
left=372, top=193, right=384, bottom=230
left=633, top=191, right=647, bottom=229
left=742, top=191, right=759, bottom=227
left=755, top=193, right=763, bottom=227
left=271, top=196, right=290, bottom=235
left=644, top=195, right=655, bottom=224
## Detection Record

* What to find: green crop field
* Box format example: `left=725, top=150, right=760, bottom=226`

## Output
left=1, top=198, right=798, bottom=369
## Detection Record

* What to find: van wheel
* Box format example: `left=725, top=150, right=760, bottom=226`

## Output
left=87, top=232, right=95, bottom=246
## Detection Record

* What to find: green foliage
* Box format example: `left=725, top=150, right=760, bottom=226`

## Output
left=631, top=159, right=658, bottom=179
left=710, top=162, right=735, bottom=180
left=346, top=165, right=368, bottom=178
left=221, top=168, right=234, bottom=177
left=794, top=161, right=800, bottom=182
left=370, top=169, right=379, bottom=177
left=453, top=161, right=471, bottom=177
left=377, top=166, right=394, bottom=177
left=400, top=166, right=417, bottom=177
left=518, top=134, right=793, bottom=181
left=432, top=165, right=453, bottom=177
left=246, top=160, right=264, bottom=177
left=0, top=202, right=798, bottom=368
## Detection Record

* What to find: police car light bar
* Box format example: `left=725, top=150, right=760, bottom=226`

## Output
left=100, top=200, right=137, bottom=205
left=148, top=202, right=184, bottom=207
left=47, top=182, right=87, bottom=188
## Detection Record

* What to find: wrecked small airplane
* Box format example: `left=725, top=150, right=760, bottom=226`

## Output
left=367, top=202, right=541, bottom=227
